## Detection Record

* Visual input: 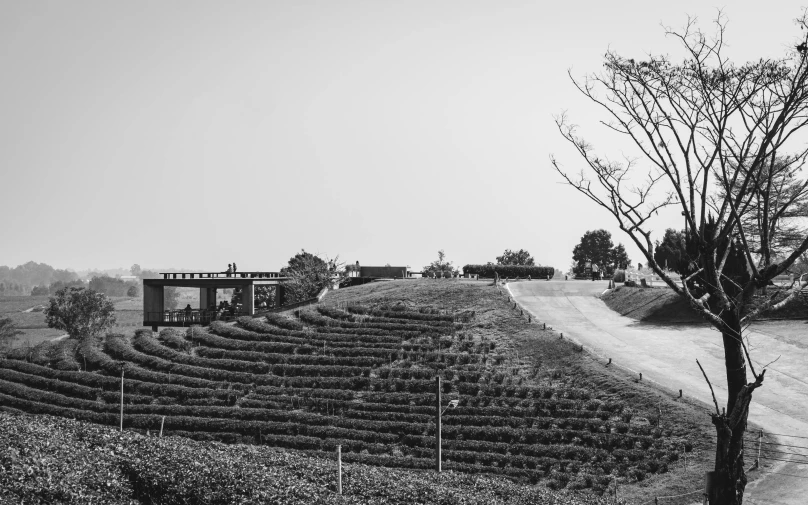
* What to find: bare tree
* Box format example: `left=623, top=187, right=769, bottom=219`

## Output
left=551, top=12, right=808, bottom=505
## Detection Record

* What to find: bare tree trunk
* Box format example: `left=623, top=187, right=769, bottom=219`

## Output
left=711, top=312, right=763, bottom=505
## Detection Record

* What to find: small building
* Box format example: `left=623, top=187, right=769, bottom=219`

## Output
left=342, top=262, right=411, bottom=287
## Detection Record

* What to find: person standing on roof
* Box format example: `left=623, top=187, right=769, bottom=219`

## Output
left=233, top=262, right=238, bottom=275
left=226, top=264, right=232, bottom=277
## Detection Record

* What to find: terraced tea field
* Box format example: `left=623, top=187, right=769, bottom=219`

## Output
left=0, top=283, right=701, bottom=494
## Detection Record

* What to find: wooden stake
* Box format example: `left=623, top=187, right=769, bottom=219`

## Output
left=337, top=445, right=343, bottom=495
left=120, top=368, right=124, bottom=432
left=436, top=375, right=442, bottom=473
left=160, top=416, right=165, bottom=437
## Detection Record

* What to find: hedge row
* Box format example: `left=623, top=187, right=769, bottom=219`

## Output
left=299, top=311, right=448, bottom=334
left=226, top=320, right=404, bottom=346
left=113, top=335, right=373, bottom=381
left=187, top=329, right=430, bottom=359
left=0, top=380, right=657, bottom=454
left=345, top=305, right=473, bottom=324
left=264, top=313, right=304, bottom=331
left=316, top=306, right=459, bottom=327
left=210, top=324, right=405, bottom=351
left=462, top=265, right=555, bottom=279
left=195, top=346, right=384, bottom=368
left=0, top=358, right=239, bottom=401
left=455, top=382, right=593, bottom=401
left=158, top=328, right=192, bottom=352
left=19, top=338, right=81, bottom=371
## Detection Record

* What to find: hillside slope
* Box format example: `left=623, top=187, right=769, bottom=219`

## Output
left=1, top=279, right=713, bottom=502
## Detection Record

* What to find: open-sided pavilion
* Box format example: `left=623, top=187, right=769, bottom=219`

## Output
left=143, top=271, right=289, bottom=330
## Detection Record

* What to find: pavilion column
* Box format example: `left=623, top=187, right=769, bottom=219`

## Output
left=275, top=285, right=286, bottom=308
left=143, top=284, right=164, bottom=326
left=242, top=284, right=254, bottom=316
left=200, top=287, right=216, bottom=310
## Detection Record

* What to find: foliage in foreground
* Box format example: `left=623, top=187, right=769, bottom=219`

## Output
left=0, top=412, right=605, bottom=505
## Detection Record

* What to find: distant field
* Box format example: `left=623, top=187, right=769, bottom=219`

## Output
left=1, top=295, right=147, bottom=346
left=0, top=296, right=50, bottom=315
left=1, top=296, right=57, bottom=348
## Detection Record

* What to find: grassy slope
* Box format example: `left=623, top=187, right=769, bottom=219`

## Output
left=0, top=411, right=603, bottom=505
left=325, top=280, right=715, bottom=504
left=603, top=284, right=807, bottom=324
left=600, top=286, right=702, bottom=324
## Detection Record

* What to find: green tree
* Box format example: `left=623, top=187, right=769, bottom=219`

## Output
left=551, top=13, right=808, bottom=502
left=48, top=279, right=85, bottom=295
left=44, top=287, right=116, bottom=340
left=0, top=317, right=23, bottom=354
left=422, top=250, right=459, bottom=277
left=609, top=243, right=631, bottom=272
left=496, top=249, right=536, bottom=266
left=130, top=264, right=142, bottom=277
left=572, top=230, right=629, bottom=275
left=280, top=250, right=344, bottom=303
left=654, top=229, right=688, bottom=273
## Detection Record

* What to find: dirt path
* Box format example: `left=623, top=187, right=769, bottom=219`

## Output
left=509, top=280, right=808, bottom=505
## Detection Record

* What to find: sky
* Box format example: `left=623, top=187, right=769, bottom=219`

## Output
left=1, top=1, right=805, bottom=273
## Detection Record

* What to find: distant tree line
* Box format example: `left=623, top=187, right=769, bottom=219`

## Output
left=89, top=276, right=139, bottom=297
left=0, top=261, right=80, bottom=296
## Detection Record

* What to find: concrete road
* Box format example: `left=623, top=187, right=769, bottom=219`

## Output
left=509, top=280, right=808, bottom=505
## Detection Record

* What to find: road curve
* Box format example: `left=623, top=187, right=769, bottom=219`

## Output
left=509, top=279, right=808, bottom=505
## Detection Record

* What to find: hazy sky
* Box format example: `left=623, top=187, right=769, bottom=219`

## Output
left=1, top=1, right=805, bottom=273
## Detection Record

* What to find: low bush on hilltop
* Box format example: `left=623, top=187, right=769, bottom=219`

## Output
left=0, top=412, right=605, bottom=505
left=463, top=265, right=555, bottom=279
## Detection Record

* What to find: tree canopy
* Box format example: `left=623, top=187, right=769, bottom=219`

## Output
left=44, top=287, right=116, bottom=340
left=422, top=250, right=459, bottom=277
left=280, top=250, right=344, bottom=303
left=571, top=230, right=630, bottom=275
left=653, top=229, right=688, bottom=274
left=496, top=249, right=536, bottom=266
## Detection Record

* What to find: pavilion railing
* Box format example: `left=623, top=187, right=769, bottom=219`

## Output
left=158, top=272, right=283, bottom=280
left=144, top=309, right=244, bottom=325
